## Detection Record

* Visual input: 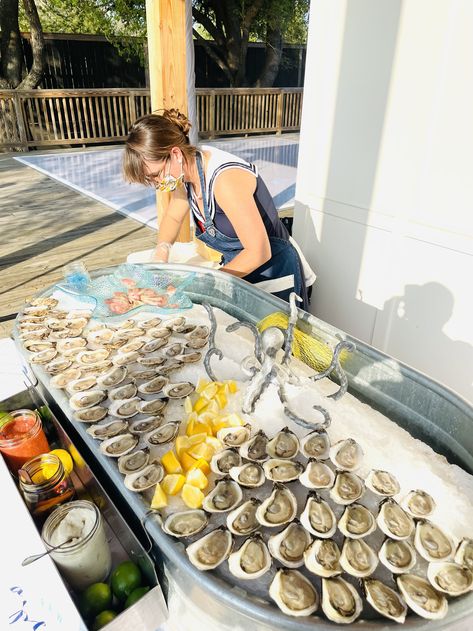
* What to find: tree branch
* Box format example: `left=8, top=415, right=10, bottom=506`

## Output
left=193, top=28, right=233, bottom=84
left=18, top=0, right=44, bottom=89
left=192, top=6, right=226, bottom=48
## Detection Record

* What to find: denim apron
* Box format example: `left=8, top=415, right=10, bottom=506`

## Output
left=190, top=153, right=308, bottom=310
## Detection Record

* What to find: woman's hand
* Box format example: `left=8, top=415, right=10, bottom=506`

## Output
left=153, top=186, right=190, bottom=262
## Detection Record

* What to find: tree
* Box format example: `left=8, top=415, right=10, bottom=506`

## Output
left=0, top=0, right=45, bottom=88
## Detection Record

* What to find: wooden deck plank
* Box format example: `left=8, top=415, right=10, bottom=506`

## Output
left=0, top=150, right=156, bottom=338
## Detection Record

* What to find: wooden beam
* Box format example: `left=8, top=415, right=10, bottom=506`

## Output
left=146, top=0, right=191, bottom=242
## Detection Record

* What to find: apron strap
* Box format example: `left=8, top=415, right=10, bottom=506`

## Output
left=195, top=153, right=214, bottom=230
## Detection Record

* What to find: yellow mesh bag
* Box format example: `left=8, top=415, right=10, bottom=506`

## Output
left=257, top=312, right=349, bottom=373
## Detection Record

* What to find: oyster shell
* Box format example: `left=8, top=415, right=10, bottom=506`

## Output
left=66, top=376, right=97, bottom=394
left=427, top=562, right=473, bottom=596
left=147, top=421, right=180, bottom=445
left=300, top=492, right=337, bottom=538
left=210, top=448, right=242, bottom=475
left=455, top=538, right=473, bottom=571
left=23, top=340, right=54, bottom=353
left=365, top=469, right=401, bottom=497
left=401, top=489, right=436, bottom=518
left=86, top=420, right=128, bottom=440
left=378, top=538, right=417, bottom=574
left=162, top=509, right=208, bottom=538
left=338, top=504, right=376, bottom=539
left=377, top=499, right=415, bottom=540
left=159, top=359, right=184, bottom=375
left=162, top=381, right=195, bottom=399
left=99, top=433, right=138, bottom=457
left=396, top=574, right=448, bottom=620
left=300, top=430, right=331, bottom=459
left=50, top=368, right=82, bottom=389
left=124, top=463, right=164, bottom=492
left=137, top=355, right=166, bottom=366
left=330, top=471, right=364, bottom=505
left=30, top=296, right=58, bottom=307
left=30, top=348, right=58, bottom=364
left=186, top=526, right=233, bottom=571
left=140, top=316, right=162, bottom=329
left=299, top=459, right=335, bottom=490
left=139, top=398, right=169, bottom=415
left=56, top=337, right=87, bottom=353
left=321, top=577, right=363, bottom=624
left=80, top=360, right=112, bottom=374
left=363, top=579, right=407, bottom=623
left=129, top=416, right=163, bottom=434
left=108, top=382, right=138, bottom=401
left=163, top=316, right=187, bottom=331
left=266, top=427, right=299, bottom=459
left=304, top=539, right=341, bottom=577
left=109, top=397, right=141, bottom=418
left=263, top=459, right=304, bottom=482
left=76, top=349, right=110, bottom=365
left=119, top=338, right=146, bottom=354
left=137, top=376, right=169, bottom=395
left=86, top=328, right=115, bottom=346
left=269, top=569, right=319, bottom=617
left=228, top=534, right=271, bottom=580
left=175, top=351, right=202, bottom=364
left=69, top=389, right=106, bottom=410
left=239, top=430, right=268, bottom=461
left=202, top=477, right=243, bottom=513
left=74, top=406, right=108, bottom=423
left=268, top=521, right=312, bottom=569
left=118, top=448, right=150, bottom=474
left=186, top=337, right=208, bottom=349
left=414, top=520, right=454, bottom=562
left=185, top=324, right=209, bottom=339
left=113, top=327, right=145, bottom=340
left=129, top=369, right=159, bottom=381
left=228, top=462, right=265, bottom=488
left=45, top=357, right=73, bottom=374
left=140, top=339, right=169, bottom=354
left=340, top=538, right=378, bottom=577
left=164, top=342, right=184, bottom=357
left=217, top=426, right=250, bottom=447
left=226, top=498, right=261, bottom=536
left=329, top=438, right=363, bottom=471
left=96, top=365, right=128, bottom=388
left=112, top=350, right=140, bottom=366
left=256, top=483, right=297, bottom=527
left=148, top=326, right=173, bottom=340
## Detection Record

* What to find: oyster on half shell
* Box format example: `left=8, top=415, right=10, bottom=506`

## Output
left=108, top=383, right=138, bottom=401
left=86, top=419, right=128, bottom=440
left=210, top=448, right=242, bottom=476
left=455, top=538, right=473, bottom=571
left=363, top=579, right=407, bottom=624
left=96, top=365, right=128, bottom=388
left=217, top=426, right=250, bottom=447
left=239, top=430, right=268, bottom=461
left=162, top=381, right=195, bottom=399
left=396, top=574, right=448, bottom=620
left=256, top=483, right=297, bottom=527
left=228, top=534, right=271, bottom=580
left=377, top=499, right=415, bottom=541
left=124, top=463, right=164, bottom=492
left=414, top=520, right=454, bottom=562
left=129, top=416, right=162, bottom=434
left=137, top=375, right=169, bottom=395
left=228, top=462, right=265, bottom=488
left=263, top=459, right=304, bottom=483
left=147, top=421, right=180, bottom=445
left=378, top=538, right=416, bottom=574
left=266, top=427, right=299, bottom=459
left=74, top=406, right=108, bottom=423
left=109, top=397, right=141, bottom=419
left=186, top=526, right=233, bottom=571
left=118, top=448, right=150, bottom=474
left=338, top=504, right=376, bottom=539
left=268, top=520, right=312, bottom=569
left=330, top=471, right=364, bottom=505
left=401, top=489, right=436, bottom=518
left=139, top=398, right=169, bottom=415
left=427, top=562, right=473, bottom=596
left=304, top=539, right=341, bottom=578
left=162, top=509, right=208, bottom=538
left=300, top=492, right=337, bottom=538
left=69, top=389, right=106, bottom=410
left=99, top=433, right=138, bottom=457
left=321, top=577, right=363, bottom=624
left=300, top=459, right=335, bottom=490
left=340, top=538, right=378, bottom=577
left=365, top=469, right=401, bottom=497
left=226, top=498, right=261, bottom=536
left=329, top=438, right=364, bottom=472
left=269, top=569, right=319, bottom=617
left=203, top=477, right=243, bottom=513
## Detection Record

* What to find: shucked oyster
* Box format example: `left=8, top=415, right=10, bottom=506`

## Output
left=108, top=383, right=138, bottom=401
left=86, top=419, right=128, bottom=440
left=210, top=448, right=242, bottom=475
left=414, top=519, right=454, bottom=562
left=226, top=498, right=261, bottom=536
left=146, top=421, right=180, bottom=445
left=455, top=538, right=473, bottom=571
left=365, top=469, right=401, bottom=497
left=269, top=569, right=319, bottom=617
left=396, top=574, right=448, bottom=620
left=69, top=389, right=106, bottom=410
left=363, top=579, right=407, bottom=624
left=266, top=427, right=299, bottom=459
left=217, top=426, right=250, bottom=447
left=109, top=397, right=141, bottom=419
left=203, top=477, right=243, bottom=513
left=118, top=448, right=150, bottom=474
left=186, top=526, right=233, bottom=571
left=66, top=376, right=97, bottom=394
left=99, top=433, right=138, bottom=457
left=378, top=538, right=417, bottom=574
left=321, top=577, right=363, bottom=624
left=229, top=462, right=265, bottom=488
left=268, top=520, right=312, bottom=569
left=137, top=375, right=169, bottom=395
left=256, top=483, right=297, bottom=527
left=304, top=539, right=341, bottom=578
left=329, top=438, right=364, bottom=471
left=139, top=398, right=169, bottom=415
left=228, top=534, right=271, bottom=580
left=129, top=416, right=162, bottom=435
left=162, top=381, right=195, bottom=399
left=50, top=367, right=82, bottom=389
left=163, top=509, right=208, bottom=538
left=330, top=471, right=364, bottom=505
left=74, top=406, right=108, bottom=423
left=263, top=459, right=304, bottom=482
left=300, top=492, right=337, bottom=538
left=239, top=430, right=268, bottom=461
left=340, top=538, right=378, bottom=577
left=338, top=504, right=376, bottom=539
left=300, top=459, right=335, bottom=490
left=377, top=499, right=415, bottom=541
left=427, top=562, right=473, bottom=596
left=96, top=365, right=128, bottom=388
left=300, top=430, right=331, bottom=459
left=124, top=463, right=164, bottom=492
left=401, top=489, right=436, bottom=518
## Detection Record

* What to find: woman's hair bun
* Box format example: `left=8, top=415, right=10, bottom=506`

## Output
left=162, top=108, right=191, bottom=136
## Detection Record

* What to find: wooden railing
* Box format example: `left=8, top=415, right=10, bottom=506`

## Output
left=0, top=87, right=302, bottom=150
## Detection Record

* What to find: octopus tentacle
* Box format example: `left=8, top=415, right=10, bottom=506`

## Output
left=277, top=383, right=332, bottom=430
left=309, top=339, right=355, bottom=400
left=242, top=366, right=277, bottom=414
left=203, top=303, right=224, bottom=382
left=283, top=292, right=302, bottom=365
left=226, top=321, right=263, bottom=364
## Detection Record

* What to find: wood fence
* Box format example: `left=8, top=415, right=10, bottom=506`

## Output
left=0, top=87, right=302, bottom=150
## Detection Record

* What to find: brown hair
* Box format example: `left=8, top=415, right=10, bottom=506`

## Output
left=123, top=109, right=197, bottom=185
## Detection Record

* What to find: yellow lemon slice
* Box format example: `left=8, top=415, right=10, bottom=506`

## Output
left=161, top=474, right=186, bottom=496
left=161, top=450, right=182, bottom=474
left=181, top=484, right=205, bottom=508
left=189, top=458, right=211, bottom=475
left=150, top=483, right=168, bottom=509
left=186, top=468, right=208, bottom=490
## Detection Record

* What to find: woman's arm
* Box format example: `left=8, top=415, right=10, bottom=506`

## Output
left=152, top=186, right=190, bottom=262
left=214, top=169, right=271, bottom=277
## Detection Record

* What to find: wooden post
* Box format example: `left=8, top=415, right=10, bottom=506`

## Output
left=12, top=94, right=28, bottom=150
left=145, top=0, right=191, bottom=242
left=276, top=89, right=284, bottom=135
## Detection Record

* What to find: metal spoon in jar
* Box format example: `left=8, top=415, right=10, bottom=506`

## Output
left=21, top=537, right=74, bottom=566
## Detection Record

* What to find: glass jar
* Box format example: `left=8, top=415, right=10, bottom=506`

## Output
left=0, top=409, right=50, bottom=475
left=18, top=453, right=76, bottom=522
left=41, top=500, right=112, bottom=591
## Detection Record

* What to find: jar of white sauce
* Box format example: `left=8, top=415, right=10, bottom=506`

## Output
left=41, top=500, right=112, bottom=590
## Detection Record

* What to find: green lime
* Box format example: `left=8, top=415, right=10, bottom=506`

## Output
left=110, top=561, right=142, bottom=601
left=124, top=586, right=150, bottom=609
left=92, top=610, right=117, bottom=630
left=79, top=582, right=112, bottom=619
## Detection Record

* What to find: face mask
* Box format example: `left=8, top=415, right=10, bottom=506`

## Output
left=156, top=158, right=184, bottom=192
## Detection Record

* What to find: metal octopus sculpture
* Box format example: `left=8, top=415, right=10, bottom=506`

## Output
left=202, top=294, right=355, bottom=431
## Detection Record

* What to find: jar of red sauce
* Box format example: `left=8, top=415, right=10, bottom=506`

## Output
left=0, top=409, right=50, bottom=475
